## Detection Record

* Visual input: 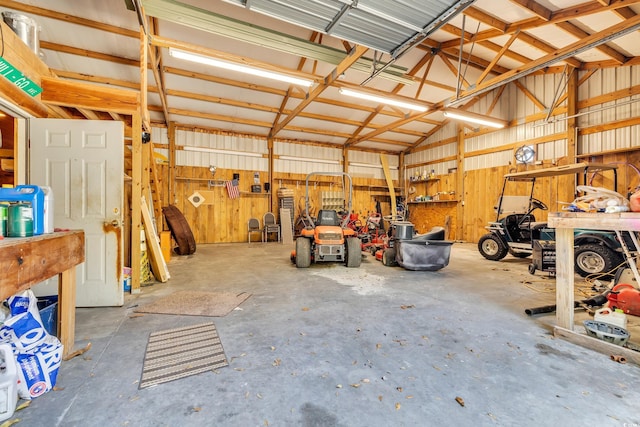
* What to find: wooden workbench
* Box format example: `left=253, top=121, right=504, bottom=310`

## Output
left=0, top=230, right=85, bottom=358
left=547, top=212, right=640, bottom=364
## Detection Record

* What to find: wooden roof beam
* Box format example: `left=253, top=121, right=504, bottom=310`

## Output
left=477, top=30, right=521, bottom=85
left=345, top=50, right=437, bottom=148
left=452, top=13, right=640, bottom=105
left=269, top=45, right=368, bottom=138
left=508, top=0, right=552, bottom=21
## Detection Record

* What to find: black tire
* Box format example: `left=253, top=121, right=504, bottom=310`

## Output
left=346, top=237, right=362, bottom=268
left=574, top=243, right=622, bottom=278
left=510, top=251, right=531, bottom=258
left=162, top=205, right=196, bottom=255
left=382, top=248, right=397, bottom=266
left=528, top=263, right=536, bottom=275
left=478, top=233, right=508, bottom=261
left=295, top=237, right=311, bottom=268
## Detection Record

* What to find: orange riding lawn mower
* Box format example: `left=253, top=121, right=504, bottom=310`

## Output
left=290, top=172, right=453, bottom=271
left=290, top=172, right=362, bottom=268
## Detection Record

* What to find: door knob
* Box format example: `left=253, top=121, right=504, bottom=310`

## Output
left=105, top=219, right=120, bottom=228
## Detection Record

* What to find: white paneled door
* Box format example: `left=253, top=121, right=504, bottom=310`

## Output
left=30, top=119, right=124, bottom=307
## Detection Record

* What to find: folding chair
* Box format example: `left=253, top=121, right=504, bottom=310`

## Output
left=262, top=212, right=280, bottom=242
left=248, top=217, right=262, bottom=243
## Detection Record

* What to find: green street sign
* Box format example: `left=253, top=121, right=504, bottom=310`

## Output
left=0, top=57, right=42, bottom=97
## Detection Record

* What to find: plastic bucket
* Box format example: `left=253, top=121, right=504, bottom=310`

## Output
left=0, top=343, right=18, bottom=422
left=0, top=205, right=6, bottom=237
left=7, top=203, right=33, bottom=237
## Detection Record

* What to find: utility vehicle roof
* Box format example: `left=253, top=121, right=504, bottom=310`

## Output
left=504, top=163, right=617, bottom=180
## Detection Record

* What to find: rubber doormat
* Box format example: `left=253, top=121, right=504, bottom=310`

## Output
left=134, top=291, right=251, bottom=317
left=139, top=322, right=228, bottom=389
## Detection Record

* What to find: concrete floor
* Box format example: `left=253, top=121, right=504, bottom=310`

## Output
left=11, top=242, right=640, bottom=426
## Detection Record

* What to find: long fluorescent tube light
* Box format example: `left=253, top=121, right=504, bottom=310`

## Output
left=339, top=88, right=428, bottom=112
left=183, top=145, right=264, bottom=158
left=350, top=162, right=398, bottom=170
left=168, top=48, right=314, bottom=87
left=278, top=155, right=340, bottom=165
left=443, top=109, right=506, bottom=129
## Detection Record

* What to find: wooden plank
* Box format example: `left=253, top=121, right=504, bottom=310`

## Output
left=58, top=267, right=76, bottom=357
left=41, top=76, right=139, bottom=114
left=141, top=195, right=170, bottom=282
left=554, top=326, right=640, bottom=367
left=0, top=230, right=85, bottom=298
left=380, top=154, right=396, bottom=218
left=131, top=114, right=143, bottom=293
left=280, top=208, right=293, bottom=244
left=555, top=227, right=574, bottom=330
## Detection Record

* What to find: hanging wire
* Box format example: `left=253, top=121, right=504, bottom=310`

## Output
left=461, top=21, right=481, bottom=88
left=455, top=15, right=465, bottom=99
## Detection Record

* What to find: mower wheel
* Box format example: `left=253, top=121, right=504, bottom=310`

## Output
left=478, top=233, right=508, bottom=261
left=295, top=237, right=311, bottom=268
left=528, top=263, right=536, bottom=275
left=382, top=248, right=397, bottom=266
left=346, top=237, right=362, bottom=268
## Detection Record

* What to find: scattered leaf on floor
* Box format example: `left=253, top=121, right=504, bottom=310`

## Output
left=191, top=407, right=201, bottom=412
left=270, top=346, right=276, bottom=351
left=406, top=395, right=414, bottom=399
left=396, top=387, right=403, bottom=392
left=361, top=378, right=370, bottom=383
left=350, top=383, right=360, bottom=388
left=432, top=365, right=441, bottom=371
left=421, top=335, right=429, bottom=341
left=395, top=403, right=401, bottom=410
left=400, top=305, right=415, bottom=309
left=378, top=395, right=383, bottom=402
left=0, top=419, right=20, bottom=427
left=299, top=332, right=306, bottom=336
left=128, top=313, right=144, bottom=318
left=53, top=386, right=65, bottom=391
left=257, top=393, right=263, bottom=399
left=273, top=359, right=281, bottom=367
left=245, top=392, right=250, bottom=399
left=446, top=353, right=455, bottom=359
left=376, top=343, right=382, bottom=350
left=234, top=368, right=245, bottom=372
left=336, top=384, right=342, bottom=388
left=301, top=307, right=310, bottom=311
left=455, top=396, right=465, bottom=407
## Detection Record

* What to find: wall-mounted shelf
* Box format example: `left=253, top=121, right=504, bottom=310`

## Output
left=408, top=178, right=440, bottom=183
left=408, top=200, right=456, bottom=204
left=240, top=191, right=270, bottom=196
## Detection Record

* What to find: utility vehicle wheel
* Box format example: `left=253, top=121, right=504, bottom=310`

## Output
left=382, top=248, right=397, bottom=266
left=346, top=237, right=362, bottom=268
left=478, top=233, right=508, bottom=261
left=510, top=251, right=531, bottom=258
left=574, top=243, right=622, bottom=278
left=528, top=263, right=536, bottom=275
left=295, top=237, right=311, bottom=268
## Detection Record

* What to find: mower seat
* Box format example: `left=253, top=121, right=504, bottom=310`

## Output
left=317, top=209, right=340, bottom=226
left=412, top=226, right=445, bottom=241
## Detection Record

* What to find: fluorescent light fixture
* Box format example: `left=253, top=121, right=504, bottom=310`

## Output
left=278, top=155, right=340, bottom=165
left=443, top=109, right=506, bottom=129
left=183, top=145, right=264, bottom=158
left=339, top=88, right=428, bottom=112
left=168, top=48, right=314, bottom=87
left=350, top=162, right=398, bottom=170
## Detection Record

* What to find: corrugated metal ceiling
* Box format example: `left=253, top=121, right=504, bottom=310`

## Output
left=223, top=0, right=476, bottom=57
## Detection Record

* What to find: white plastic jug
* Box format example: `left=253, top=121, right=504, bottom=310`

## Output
left=594, top=307, right=628, bottom=329
left=0, top=343, right=18, bottom=422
